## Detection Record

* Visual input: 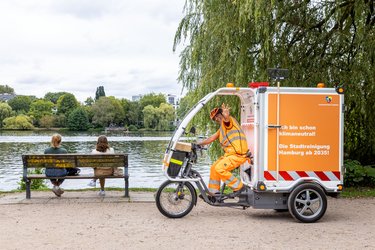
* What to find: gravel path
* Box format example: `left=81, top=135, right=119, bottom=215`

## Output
left=0, top=193, right=374, bottom=249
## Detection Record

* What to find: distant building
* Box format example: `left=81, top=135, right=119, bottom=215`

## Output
left=132, top=95, right=142, bottom=102
left=167, top=94, right=179, bottom=109
left=0, top=93, right=16, bottom=102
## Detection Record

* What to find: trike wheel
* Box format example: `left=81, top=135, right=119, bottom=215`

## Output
left=288, top=183, right=327, bottom=223
left=156, top=180, right=196, bottom=218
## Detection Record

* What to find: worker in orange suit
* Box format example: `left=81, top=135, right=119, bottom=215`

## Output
left=198, top=103, right=249, bottom=200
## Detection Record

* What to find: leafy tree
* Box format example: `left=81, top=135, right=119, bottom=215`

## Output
left=95, top=86, right=106, bottom=101
left=176, top=92, right=194, bottom=120
left=84, top=97, right=94, bottom=106
left=8, top=95, right=34, bottom=113
left=143, top=105, right=157, bottom=129
left=158, top=103, right=175, bottom=130
left=3, top=115, right=34, bottom=130
left=28, top=99, right=54, bottom=123
left=143, top=103, right=175, bottom=130
left=139, top=93, right=166, bottom=110
left=175, top=0, right=375, bottom=165
left=39, top=115, right=55, bottom=129
left=126, top=101, right=143, bottom=128
left=0, top=102, right=12, bottom=128
left=0, top=85, right=14, bottom=94
left=53, top=114, right=67, bottom=128
left=56, top=93, right=78, bottom=116
left=67, top=107, right=90, bottom=131
left=108, top=96, right=125, bottom=126
left=44, top=92, right=68, bottom=104
left=91, top=97, right=116, bottom=127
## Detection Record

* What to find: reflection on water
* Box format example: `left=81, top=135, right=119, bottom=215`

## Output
left=0, top=130, right=211, bottom=191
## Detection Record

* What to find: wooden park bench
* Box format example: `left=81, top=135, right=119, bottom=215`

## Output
left=22, top=154, right=129, bottom=199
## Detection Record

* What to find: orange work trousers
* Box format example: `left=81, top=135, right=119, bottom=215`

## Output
left=208, top=154, right=247, bottom=194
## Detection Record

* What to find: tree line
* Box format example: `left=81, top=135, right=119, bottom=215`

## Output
left=0, top=85, right=176, bottom=131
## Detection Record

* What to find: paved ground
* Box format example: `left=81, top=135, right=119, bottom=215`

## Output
left=0, top=190, right=155, bottom=205
left=1, top=191, right=374, bottom=250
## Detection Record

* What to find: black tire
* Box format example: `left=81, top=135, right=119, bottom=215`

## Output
left=288, top=183, right=327, bottom=223
left=155, top=180, right=196, bottom=218
left=274, top=209, right=289, bottom=212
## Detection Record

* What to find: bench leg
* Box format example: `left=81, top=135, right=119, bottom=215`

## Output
left=124, top=175, right=129, bottom=198
left=26, top=180, right=31, bottom=199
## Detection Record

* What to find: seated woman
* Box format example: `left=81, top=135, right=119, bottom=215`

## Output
left=44, top=134, right=67, bottom=197
left=91, top=135, right=115, bottom=196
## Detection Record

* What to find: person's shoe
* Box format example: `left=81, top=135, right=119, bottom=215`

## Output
left=229, top=185, right=246, bottom=198
left=88, top=179, right=96, bottom=187
left=58, top=188, right=64, bottom=196
left=52, top=186, right=61, bottom=197
left=98, top=190, right=106, bottom=197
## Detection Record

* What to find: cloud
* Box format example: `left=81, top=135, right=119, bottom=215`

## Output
left=0, top=0, right=185, bottom=101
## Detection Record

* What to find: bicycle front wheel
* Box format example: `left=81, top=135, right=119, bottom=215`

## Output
left=155, top=180, right=196, bottom=218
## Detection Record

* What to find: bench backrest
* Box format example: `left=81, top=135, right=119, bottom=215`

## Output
left=22, top=154, right=128, bottom=169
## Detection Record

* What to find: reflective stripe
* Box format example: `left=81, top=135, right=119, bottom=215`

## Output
left=231, top=179, right=241, bottom=189
left=219, top=116, right=248, bottom=155
left=209, top=188, right=219, bottom=193
left=209, top=179, right=220, bottom=186
left=224, top=175, right=236, bottom=185
left=170, top=158, right=183, bottom=165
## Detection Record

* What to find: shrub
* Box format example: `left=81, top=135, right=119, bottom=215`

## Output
left=344, top=159, right=375, bottom=187
left=128, top=125, right=138, bottom=131
left=18, top=169, right=47, bottom=190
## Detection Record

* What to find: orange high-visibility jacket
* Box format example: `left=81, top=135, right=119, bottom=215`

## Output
left=218, top=116, right=248, bottom=156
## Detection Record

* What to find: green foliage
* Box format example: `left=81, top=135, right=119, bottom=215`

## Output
left=143, top=105, right=157, bottom=129
left=143, top=103, right=175, bottom=130
left=344, top=160, right=375, bottom=187
left=95, top=86, right=106, bottom=101
left=139, top=93, right=166, bottom=110
left=18, top=169, right=47, bottom=190
left=126, top=101, right=143, bottom=128
left=28, top=99, right=54, bottom=123
left=39, top=115, right=55, bottom=129
left=84, top=97, right=94, bottom=106
left=176, top=92, right=194, bottom=120
left=44, top=92, right=68, bottom=104
left=53, top=114, right=67, bottom=128
left=341, top=187, right=375, bottom=198
left=128, top=124, right=138, bottom=131
left=91, top=97, right=116, bottom=127
left=56, top=93, right=78, bottom=116
left=0, top=84, right=14, bottom=94
left=67, top=107, right=90, bottom=131
left=108, top=96, right=125, bottom=125
left=175, top=0, right=375, bottom=165
left=7, top=95, right=33, bottom=113
left=0, top=102, right=12, bottom=128
left=3, top=115, right=34, bottom=130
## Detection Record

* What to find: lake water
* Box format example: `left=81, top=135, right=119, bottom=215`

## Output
left=0, top=130, right=211, bottom=191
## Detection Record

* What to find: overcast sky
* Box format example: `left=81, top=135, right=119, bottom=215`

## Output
left=0, top=0, right=186, bottom=102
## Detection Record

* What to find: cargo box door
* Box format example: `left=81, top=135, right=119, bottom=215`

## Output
left=260, top=89, right=343, bottom=184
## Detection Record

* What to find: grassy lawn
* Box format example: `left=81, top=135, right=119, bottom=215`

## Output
left=341, top=187, right=375, bottom=198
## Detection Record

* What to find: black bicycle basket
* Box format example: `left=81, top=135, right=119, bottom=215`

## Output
left=167, top=150, right=188, bottom=177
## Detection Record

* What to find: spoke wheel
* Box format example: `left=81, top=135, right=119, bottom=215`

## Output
left=288, top=183, right=327, bottom=223
left=156, top=180, right=196, bottom=218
